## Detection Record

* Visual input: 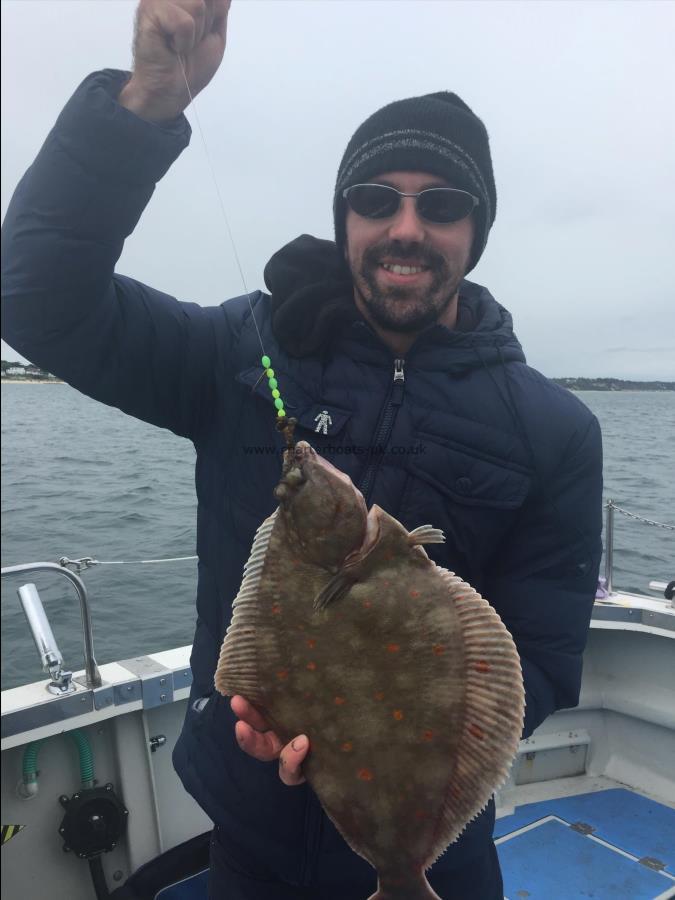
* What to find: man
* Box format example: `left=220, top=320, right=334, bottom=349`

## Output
left=1, top=1, right=603, bottom=898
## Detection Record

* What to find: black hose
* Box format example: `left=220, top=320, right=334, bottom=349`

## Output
left=665, top=581, right=675, bottom=601
left=88, top=855, right=110, bottom=900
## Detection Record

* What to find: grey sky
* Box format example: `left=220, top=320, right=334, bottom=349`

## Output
left=2, top=0, right=674, bottom=379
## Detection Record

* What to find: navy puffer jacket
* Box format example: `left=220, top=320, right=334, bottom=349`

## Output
left=1, top=71, right=603, bottom=887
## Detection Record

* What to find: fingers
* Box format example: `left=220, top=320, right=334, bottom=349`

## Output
left=278, top=734, right=309, bottom=786
left=231, top=695, right=309, bottom=786
left=235, top=718, right=284, bottom=762
left=230, top=695, right=270, bottom=733
left=211, top=0, right=231, bottom=43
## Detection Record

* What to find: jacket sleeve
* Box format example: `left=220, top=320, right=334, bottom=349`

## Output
left=485, top=413, right=604, bottom=739
left=1, top=69, right=230, bottom=440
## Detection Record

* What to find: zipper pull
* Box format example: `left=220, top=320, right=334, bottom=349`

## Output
left=392, top=358, right=405, bottom=405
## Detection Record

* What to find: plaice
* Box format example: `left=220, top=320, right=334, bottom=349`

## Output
left=216, top=441, right=524, bottom=900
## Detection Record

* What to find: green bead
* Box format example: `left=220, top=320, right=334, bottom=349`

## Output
left=266, top=368, right=275, bottom=379
left=274, top=398, right=284, bottom=410
left=272, top=389, right=280, bottom=399
left=268, top=377, right=278, bottom=390
left=261, top=355, right=271, bottom=368
left=277, top=408, right=286, bottom=418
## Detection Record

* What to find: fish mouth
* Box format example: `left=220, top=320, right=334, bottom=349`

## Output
left=275, top=441, right=355, bottom=503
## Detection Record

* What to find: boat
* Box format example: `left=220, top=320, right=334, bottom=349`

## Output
left=1, top=500, right=673, bottom=900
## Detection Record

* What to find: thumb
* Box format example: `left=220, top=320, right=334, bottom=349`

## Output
left=278, top=734, right=309, bottom=786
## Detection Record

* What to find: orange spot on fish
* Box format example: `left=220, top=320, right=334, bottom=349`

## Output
left=393, top=709, right=404, bottom=721
left=374, top=691, right=385, bottom=701
left=334, top=696, right=346, bottom=705
left=271, top=604, right=281, bottom=614
left=409, top=589, right=421, bottom=599
left=306, top=661, right=317, bottom=671
left=357, top=768, right=374, bottom=781
left=414, top=809, right=431, bottom=820
left=385, top=551, right=394, bottom=560
left=387, top=644, right=400, bottom=653
left=450, top=784, right=462, bottom=800
left=341, top=742, right=353, bottom=752
left=469, top=723, right=485, bottom=740
left=362, top=600, right=372, bottom=609
left=276, top=670, right=289, bottom=681
left=292, top=559, right=301, bottom=567
left=306, top=639, right=317, bottom=649
left=422, top=729, right=435, bottom=742
left=432, top=644, right=446, bottom=656
left=474, top=660, right=491, bottom=673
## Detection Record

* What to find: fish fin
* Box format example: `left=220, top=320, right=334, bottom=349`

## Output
left=408, top=525, right=445, bottom=546
left=313, top=569, right=356, bottom=612
left=426, top=567, right=525, bottom=863
left=214, top=509, right=279, bottom=702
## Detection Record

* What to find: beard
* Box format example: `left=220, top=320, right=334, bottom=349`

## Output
left=350, top=240, right=464, bottom=334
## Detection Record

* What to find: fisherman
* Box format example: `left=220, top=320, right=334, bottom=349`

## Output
left=1, top=1, right=603, bottom=898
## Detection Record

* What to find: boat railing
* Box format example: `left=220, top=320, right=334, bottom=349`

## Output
left=0, top=561, right=102, bottom=690
left=603, top=499, right=674, bottom=602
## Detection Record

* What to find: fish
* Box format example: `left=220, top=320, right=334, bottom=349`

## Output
left=215, top=440, right=524, bottom=900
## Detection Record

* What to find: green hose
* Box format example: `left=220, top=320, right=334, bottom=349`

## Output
left=21, top=729, right=95, bottom=793
left=69, top=729, right=95, bottom=787
left=22, top=738, right=44, bottom=785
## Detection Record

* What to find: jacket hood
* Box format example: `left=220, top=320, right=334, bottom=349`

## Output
left=264, top=233, right=525, bottom=374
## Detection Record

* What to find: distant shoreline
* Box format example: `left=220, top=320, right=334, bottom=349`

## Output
left=2, top=379, right=65, bottom=384
left=2, top=378, right=673, bottom=391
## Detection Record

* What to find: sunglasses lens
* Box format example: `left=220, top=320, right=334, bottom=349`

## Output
left=418, top=189, right=476, bottom=223
left=345, top=185, right=399, bottom=219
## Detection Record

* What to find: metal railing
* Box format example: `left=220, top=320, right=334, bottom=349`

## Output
left=604, top=499, right=674, bottom=597
left=1, top=562, right=102, bottom=690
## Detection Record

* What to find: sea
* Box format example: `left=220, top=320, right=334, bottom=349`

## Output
left=1, top=383, right=674, bottom=691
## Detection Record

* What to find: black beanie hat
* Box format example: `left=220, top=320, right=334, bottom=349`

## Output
left=333, top=92, right=496, bottom=272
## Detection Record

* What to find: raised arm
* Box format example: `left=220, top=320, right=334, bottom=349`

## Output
left=1, top=1, right=233, bottom=439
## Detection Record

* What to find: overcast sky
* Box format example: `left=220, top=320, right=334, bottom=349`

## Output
left=2, top=0, right=674, bottom=379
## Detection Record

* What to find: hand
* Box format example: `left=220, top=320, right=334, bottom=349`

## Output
left=119, top=0, right=231, bottom=123
left=230, top=695, right=309, bottom=787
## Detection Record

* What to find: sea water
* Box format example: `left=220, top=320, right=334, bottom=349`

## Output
left=1, top=383, right=673, bottom=690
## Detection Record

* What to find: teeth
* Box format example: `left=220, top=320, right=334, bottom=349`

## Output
left=382, top=264, right=426, bottom=275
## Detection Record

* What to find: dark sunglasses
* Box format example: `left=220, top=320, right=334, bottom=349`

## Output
left=342, top=183, right=479, bottom=224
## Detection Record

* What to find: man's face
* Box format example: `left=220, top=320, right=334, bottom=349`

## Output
left=344, top=171, right=475, bottom=334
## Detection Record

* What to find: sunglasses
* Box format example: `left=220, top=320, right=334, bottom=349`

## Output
left=342, top=183, right=479, bottom=225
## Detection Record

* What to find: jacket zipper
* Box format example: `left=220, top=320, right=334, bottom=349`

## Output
left=358, top=358, right=406, bottom=504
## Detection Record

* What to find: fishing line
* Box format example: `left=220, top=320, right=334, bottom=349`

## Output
left=177, top=54, right=289, bottom=423
left=176, top=55, right=265, bottom=354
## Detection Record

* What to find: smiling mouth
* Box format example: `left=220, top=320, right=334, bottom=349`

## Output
left=380, top=263, right=429, bottom=275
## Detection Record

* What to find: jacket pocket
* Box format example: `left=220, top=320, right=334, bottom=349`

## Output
left=401, top=434, right=532, bottom=574
left=411, top=432, right=531, bottom=509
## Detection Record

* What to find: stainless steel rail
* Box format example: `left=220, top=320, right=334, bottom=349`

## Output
left=1, top=562, right=101, bottom=688
left=604, top=499, right=674, bottom=598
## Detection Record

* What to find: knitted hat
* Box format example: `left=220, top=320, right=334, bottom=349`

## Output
left=333, top=92, right=496, bottom=272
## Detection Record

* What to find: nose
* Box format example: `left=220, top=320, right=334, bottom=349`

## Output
left=387, top=196, right=426, bottom=243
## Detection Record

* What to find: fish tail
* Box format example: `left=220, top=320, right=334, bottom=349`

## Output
left=368, top=873, right=441, bottom=900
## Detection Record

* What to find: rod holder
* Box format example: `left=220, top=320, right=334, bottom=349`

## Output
left=2, top=562, right=101, bottom=689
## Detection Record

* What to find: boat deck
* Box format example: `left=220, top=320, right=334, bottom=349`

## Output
left=152, top=783, right=675, bottom=899
left=496, top=786, right=675, bottom=900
